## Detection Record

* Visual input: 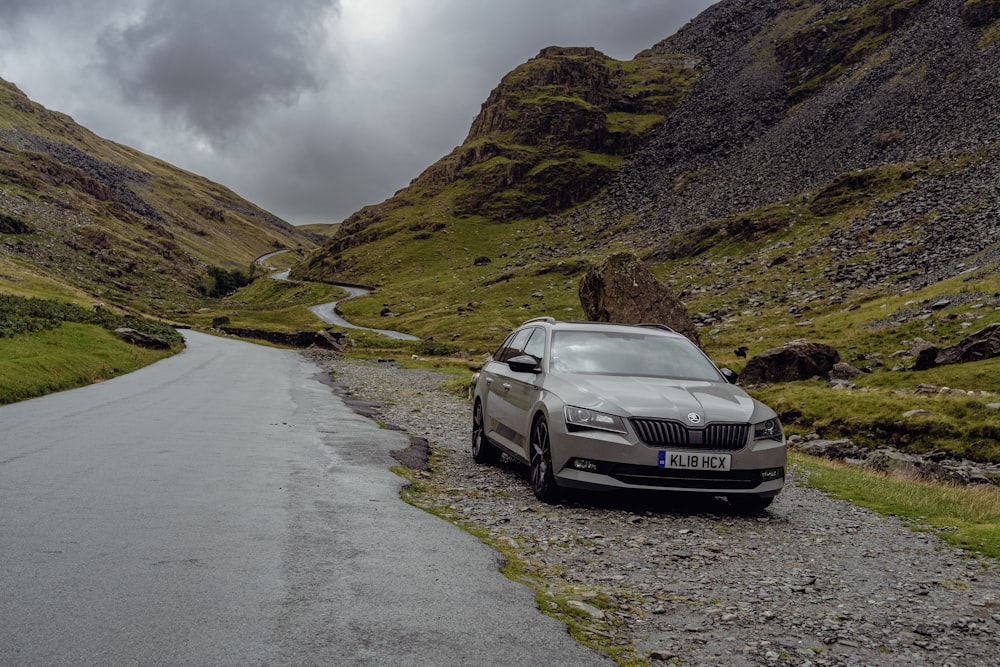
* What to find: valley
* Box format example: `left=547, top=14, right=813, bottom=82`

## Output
left=2, top=1, right=1000, bottom=663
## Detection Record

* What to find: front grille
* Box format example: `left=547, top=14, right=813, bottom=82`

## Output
left=631, top=418, right=689, bottom=445
left=631, top=418, right=750, bottom=451
left=704, top=423, right=751, bottom=450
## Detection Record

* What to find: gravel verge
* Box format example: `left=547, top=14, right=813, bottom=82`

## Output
left=304, top=351, right=1000, bottom=666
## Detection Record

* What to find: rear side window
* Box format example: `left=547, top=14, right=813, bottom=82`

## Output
left=492, top=331, right=519, bottom=361
left=496, top=327, right=533, bottom=363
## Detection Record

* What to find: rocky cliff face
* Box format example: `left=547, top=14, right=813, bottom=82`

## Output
left=578, top=0, right=999, bottom=293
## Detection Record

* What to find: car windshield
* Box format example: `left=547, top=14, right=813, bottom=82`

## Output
left=550, top=330, right=722, bottom=381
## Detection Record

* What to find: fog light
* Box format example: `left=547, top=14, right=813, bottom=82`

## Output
left=761, top=467, right=784, bottom=481
left=572, top=458, right=599, bottom=472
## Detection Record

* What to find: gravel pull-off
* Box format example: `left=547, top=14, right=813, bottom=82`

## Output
left=306, top=351, right=1000, bottom=666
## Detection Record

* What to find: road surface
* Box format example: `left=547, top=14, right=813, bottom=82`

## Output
left=0, top=331, right=609, bottom=666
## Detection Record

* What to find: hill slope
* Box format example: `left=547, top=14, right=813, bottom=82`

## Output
left=582, top=0, right=1000, bottom=295
left=291, top=0, right=999, bottom=355
left=292, top=46, right=700, bottom=279
left=0, top=79, right=315, bottom=316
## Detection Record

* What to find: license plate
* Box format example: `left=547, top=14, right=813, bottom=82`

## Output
left=659, top=451, right=731, bottom=471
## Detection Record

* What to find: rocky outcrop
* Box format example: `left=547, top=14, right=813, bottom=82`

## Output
left=741, top=342, right=841, bottom=384
left=907, top=323, right=1000, bottom=369
left=218, top=327, right=348, bottom=350
left=578, top=252, right=700, bottom=345
left=115, top=327, right=171, bottom=350
left=935, top=323, right=1000, bottom=365
left=293, top=48, right=702, bottom=275
left=0, top=213, right=33, bottom=234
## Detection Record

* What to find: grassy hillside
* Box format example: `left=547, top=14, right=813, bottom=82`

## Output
left=0, top=78, right=315, bottom=319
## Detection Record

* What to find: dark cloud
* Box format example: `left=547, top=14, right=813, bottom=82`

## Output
left=0, top=0, right=58, bottom=23
left=96, top=0, right=339, bottom=141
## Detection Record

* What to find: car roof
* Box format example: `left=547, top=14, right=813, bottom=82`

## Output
left=518, top=317, right=685, bottom=338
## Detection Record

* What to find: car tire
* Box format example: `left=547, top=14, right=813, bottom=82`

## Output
left=472, top=400, right=501, bottom=465
left=728, top=494, right=774, bottom=514
left=529, top=415, right=559, bottom=503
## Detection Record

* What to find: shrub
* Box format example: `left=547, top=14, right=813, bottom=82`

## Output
left=198, top=265, right=253, bottom=298
left=0, top=294, right=183, bottom=345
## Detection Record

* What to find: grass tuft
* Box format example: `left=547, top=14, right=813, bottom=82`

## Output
left=793, top=452, right=1000, bottom=558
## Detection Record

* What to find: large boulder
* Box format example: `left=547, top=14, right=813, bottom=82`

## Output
left=934, top=323, right=1000, bottom=366
left=741, top=341, right=840, bottom=384
left=578, top=252, right=700, bottom=345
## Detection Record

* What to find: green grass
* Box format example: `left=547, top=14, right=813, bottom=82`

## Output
left=0, top=255, right=104, bottom=303
left=0, top=322, right=175, bottom=404
left=793, top=452, right=1000, bottom=558
left=0, top=289, right=183, bottom=404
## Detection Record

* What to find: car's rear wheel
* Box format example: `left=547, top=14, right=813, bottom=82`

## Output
left=728, top=494, right=774, bottom=514
left=472, top=400, right=501, bottom=465
left=529, top=415, right=559, bottom=503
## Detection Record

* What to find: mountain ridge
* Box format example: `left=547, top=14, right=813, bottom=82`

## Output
left=293, top=45, right=701, bottom=276
left=289, top=0, right=999, bottom=356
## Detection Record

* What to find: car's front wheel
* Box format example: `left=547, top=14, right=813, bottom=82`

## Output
left=471, top=400, right=501, bottom=465
left=529, top=415, right=559, bottom=503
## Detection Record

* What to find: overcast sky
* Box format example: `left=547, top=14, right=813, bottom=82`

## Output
left=0, top=0, right=715, bottom=225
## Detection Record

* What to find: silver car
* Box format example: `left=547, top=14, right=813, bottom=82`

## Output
left=471, top=318, right=786, bottom=511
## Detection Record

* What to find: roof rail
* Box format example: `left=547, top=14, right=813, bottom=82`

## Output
left=636, top=323, right=678, bottom=333
left=522, top=316, right=557, bottom=325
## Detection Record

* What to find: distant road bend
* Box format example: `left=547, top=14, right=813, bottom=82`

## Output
left=256, top=250, right=419, bottom=341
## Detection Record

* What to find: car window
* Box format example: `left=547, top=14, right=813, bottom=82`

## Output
left=522, top=328, right=546, bottom=362
left=550, top=330, right=722, bottom=381
left=496, top=327, right=533, bottom=363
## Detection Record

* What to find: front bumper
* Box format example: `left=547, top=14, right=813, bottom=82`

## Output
left=549, top=421, right=787, bottom=496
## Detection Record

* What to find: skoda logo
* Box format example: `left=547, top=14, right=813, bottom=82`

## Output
left=687, top=412, right=702, bottom=425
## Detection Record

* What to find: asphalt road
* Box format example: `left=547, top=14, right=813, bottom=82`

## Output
left=0, top=330, right=610, bottom=666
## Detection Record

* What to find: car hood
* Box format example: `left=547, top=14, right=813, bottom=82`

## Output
left=550, top=374, right=760, bottom=423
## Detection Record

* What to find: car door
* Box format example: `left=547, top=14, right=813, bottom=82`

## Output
left=480, top=327, right=544, bottom=457
left=502, top=327, right=546, bottom=459
left=481, top=328, right=532, bottom=456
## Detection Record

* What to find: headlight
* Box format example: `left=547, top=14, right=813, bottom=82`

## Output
left=753, top=417, right=783, bottom=441
left=564, top=406, right=627, bottom=433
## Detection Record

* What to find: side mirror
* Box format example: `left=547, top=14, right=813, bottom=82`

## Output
left=720, top=367, right=739, bottom=384
left=507, top=355, right=540, bottom=374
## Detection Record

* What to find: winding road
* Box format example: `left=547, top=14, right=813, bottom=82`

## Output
left=259, top=251, right=418, bottom=341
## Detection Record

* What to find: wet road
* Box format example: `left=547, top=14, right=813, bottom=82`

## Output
left=0, top=331, right=610, bottom=666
